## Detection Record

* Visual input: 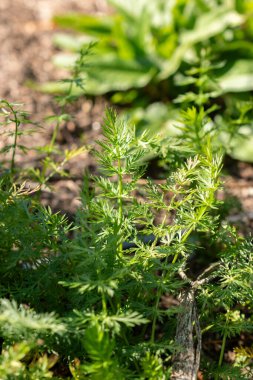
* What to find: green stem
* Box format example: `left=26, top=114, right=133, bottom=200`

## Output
left=150, top=295, right=160, bottom=343
left=49, top=80, right=73, bottom=156
left=215, top=332, right=227, bottom=380
left=172, top=204, right=207, bottom=264
left=49, top=119, right=60, bottom=152
left=150, top=219, right=167, bottom=343
left=219, top=332, right=227, bottom=367
left=49, top=102, right=65, bottom=152
left=117, top=157, right=123, bottom=256
left=101, top=292, right=107, bottom=314
left=10, top=110, right=19, bottom=175
left=43, top=157, right=67, bottom=185
left=43, top=80, right=73, bottom=180
left=2, top=100, right=20, bottom=176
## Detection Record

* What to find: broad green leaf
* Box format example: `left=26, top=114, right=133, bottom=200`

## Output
left=51, top=54, right=156, bottom=95
left=180, top=7, right=244, bottom=45
left=158, top=44, right=188, bottom=80
left=126, top=102, right=179, bottom=136
left=108, top=0, right=141, bottom=23
left=84, top=58, right=156, bottom=94
left=109, top=0, right=173, bottom=27
left=53, top=13, right=114, bottom=37
left=53, top=53, right=78, bottom=68
left=53, top=33, right=95, bottom=52
left=216, top=59, right=253, bottom=93
left=229, top=127, right=253, bottom=162
left=159, top=6, right=244, bottom=80
left=30, top=80, right=83, bottom=96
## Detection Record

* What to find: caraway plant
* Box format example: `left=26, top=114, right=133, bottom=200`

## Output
left=0, top=101, right=252, bottom=379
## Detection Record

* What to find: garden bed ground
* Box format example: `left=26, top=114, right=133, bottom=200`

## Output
left=0, top=0, right=108, bottom=214
left=1, top=0, right=253, bottom=225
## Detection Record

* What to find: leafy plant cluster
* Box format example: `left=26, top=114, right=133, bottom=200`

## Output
left=39, top=0, right=253, bottom=162
left=0, top=95, right=252, bottom=379
left=0, top=2, right=253, bottom=377
left=50, top=0, right=253, bottom=97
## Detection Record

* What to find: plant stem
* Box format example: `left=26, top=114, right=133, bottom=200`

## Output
left=10, top=109, right=19, bottom=176
left=219, top=332, right=227, bottom=367
left=150, top=295, right=160, bottom=343
left=172, top=204, right=208, bottom=264
left=43, top=80, right=72, bottom=180
left=49, top=103, right=65, bottom=152
left=48, top=78, right=73, bottom=157
left=49, top=119, right=60, bottom=152
left=214, top=332, right=227, bottom=380
left=150, top=220, right=167, bottom=343
left=2, top=100, right=20, bottom=176
left=101, top=292, right=107, bottom=314
left=117, top=156, right=123, bottom=256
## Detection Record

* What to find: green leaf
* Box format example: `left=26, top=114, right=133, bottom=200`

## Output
left=180, top=7, right=244, bottom=45
left=84, top=56, right=156, bottom=94
left=0, top=299, right=66, bottom=340
left=109, top=311, right=149, bottom=328
left=159, top=6, right=244, bottom=81
left=126, top=102, right=180, bottom=136
left=42, top=54, right=156, bottom=95
left=53, top=13, right=114, bottom=37
left=109, top=0, right=174, bottom=28
left=84, top=325, right=114, bottom=362
left=158, top=42, right=193, bottom=80
left=53, top=32, right=95, bottom=52
left=228, top=126, right=253, bottom=162
left=216, top=59, right=253, bottom=93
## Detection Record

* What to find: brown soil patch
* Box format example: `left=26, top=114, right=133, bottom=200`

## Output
left=0, top=0, right=108, bottom=214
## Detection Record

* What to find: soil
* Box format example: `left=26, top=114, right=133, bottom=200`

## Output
left=1, top=0, right=253, bottom=223
left=0, top=0, right=108, bottom=214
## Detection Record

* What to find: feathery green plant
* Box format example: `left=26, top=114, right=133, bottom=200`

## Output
left=0, top=102, right=252, bottom=378
left=55, top=108, right=252, bottom=378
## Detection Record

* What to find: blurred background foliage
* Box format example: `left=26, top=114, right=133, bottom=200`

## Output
left=39, top=0, right=253, bottom=162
